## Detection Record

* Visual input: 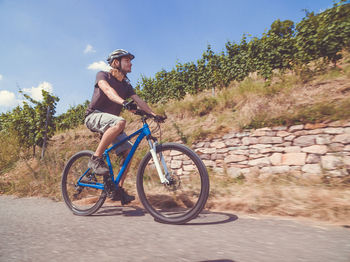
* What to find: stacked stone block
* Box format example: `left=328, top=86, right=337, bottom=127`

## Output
left=188, top=121, right=350, bottom=178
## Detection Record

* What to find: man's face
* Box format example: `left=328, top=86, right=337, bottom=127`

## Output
left=119, top=56, right=132, bottom=73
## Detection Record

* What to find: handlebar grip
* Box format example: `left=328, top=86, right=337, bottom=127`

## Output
left=154, top=115, right=167, bottom=123
left=134, top=110, right=166, bottom=123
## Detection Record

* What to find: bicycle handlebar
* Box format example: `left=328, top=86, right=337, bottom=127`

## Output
left=134, top=109, right=167, bottom=123
left=124, top=100, right=167, bottom=123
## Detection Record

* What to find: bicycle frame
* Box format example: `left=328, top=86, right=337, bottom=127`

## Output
left=76, top=120, right=168, bottom=190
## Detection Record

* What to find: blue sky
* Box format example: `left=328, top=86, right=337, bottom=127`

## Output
left=0, top=0, right=335, bottom=115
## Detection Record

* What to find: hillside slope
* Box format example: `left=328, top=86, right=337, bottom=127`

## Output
left=1, top=58, right=350, bottom=225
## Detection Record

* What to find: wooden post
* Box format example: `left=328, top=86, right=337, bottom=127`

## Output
left=41, top=106, right=50, bottom=159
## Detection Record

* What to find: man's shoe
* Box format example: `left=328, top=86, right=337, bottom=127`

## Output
left=110, top=187, right=135, bottom=205
left=88, top=155, right=109, bottom=176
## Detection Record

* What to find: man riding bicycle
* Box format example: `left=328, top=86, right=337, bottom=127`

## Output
left=85, top=49, right=160, bottom=205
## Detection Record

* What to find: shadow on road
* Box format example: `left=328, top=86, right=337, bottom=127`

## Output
left=93, top=205, right=146, bottom=217
left=198, top=260, right=236, bottom=262
left=93, top=206, right=238, bottom=226
left=185, top=210, right=238, bottom=226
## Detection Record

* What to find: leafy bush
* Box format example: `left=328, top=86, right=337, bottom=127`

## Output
left=55, top=100, right=89, bottom=130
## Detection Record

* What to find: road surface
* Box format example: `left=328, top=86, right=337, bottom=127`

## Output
left=0, top=196, right=349, bottom=262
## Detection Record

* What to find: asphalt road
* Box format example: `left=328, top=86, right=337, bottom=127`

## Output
left=0, top=196, right=349, bottom=262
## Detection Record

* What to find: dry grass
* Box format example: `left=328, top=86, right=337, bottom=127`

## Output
left=0, top=157, right=62, bottom=199
left=207, top=173, right=350, bottom=225
left=3, top=150, right=349, bottom=225
left=0, top=132, right=21, bottom=175
left=0, top=127, right=101, bottom=199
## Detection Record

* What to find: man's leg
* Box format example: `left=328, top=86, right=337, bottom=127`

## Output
left=94, top=120, right=126, bottom=157
left=86, top=112, right=126, bottom=176
left=85, top=112, right=134, bottom=204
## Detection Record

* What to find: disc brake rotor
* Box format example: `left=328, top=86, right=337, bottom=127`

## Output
left=164, top=173, right=181, bottom=191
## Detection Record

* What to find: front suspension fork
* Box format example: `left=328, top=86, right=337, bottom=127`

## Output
left=147, top=139, right=170, bottom=184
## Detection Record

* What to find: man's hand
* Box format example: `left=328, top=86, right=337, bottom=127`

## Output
left=123, top=100, right=138, bottom=111
left=154, top=115, right=167, bottom=123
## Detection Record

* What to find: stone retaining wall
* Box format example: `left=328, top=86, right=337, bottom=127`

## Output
left=187, top=121, right=350, bottom=178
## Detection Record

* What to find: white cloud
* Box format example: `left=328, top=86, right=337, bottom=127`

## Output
left=87, top=61, right=111, bottom=72
left=0, top=82, right=54, bottom=111
left=0, top=90, right=18, bottom=107
left=22, top=82, right=53, bottom=101
left=0, top=74, right=3, bottom=80
left=84, top=44, right=96, bottom=54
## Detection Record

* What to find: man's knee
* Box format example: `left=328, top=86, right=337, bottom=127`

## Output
left=111, top=120, right=126, bottom=132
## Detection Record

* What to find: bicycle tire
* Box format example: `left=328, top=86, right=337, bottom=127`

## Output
left=61, top=150, right=106, bottom=216
left=136, top=143, right=209, bottom=224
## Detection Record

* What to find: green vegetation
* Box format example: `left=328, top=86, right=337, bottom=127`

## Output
left=135, top=1, right=350, bottom=103
left=0, top=90, right=59, bottom=158
left=55, top=101, right=89, bottom=131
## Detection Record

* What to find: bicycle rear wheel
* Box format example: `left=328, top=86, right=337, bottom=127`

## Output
left=136, top=143, right=209, bottom=224
left=61, top=150, right=106, bottom=216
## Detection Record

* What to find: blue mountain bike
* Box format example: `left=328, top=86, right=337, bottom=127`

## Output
left=61, top=108, right=209, bottom=224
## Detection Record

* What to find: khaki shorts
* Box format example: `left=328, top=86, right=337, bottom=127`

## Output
left=85, top=110, right=133, bottom=155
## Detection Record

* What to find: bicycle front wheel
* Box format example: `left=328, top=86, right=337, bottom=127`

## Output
left=61, top=150, right=106, bottom=216
left=136, top=143, right=209, bottom=224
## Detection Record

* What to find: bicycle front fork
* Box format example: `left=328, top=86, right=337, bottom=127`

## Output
left=147, top=139, right=170, bottom=184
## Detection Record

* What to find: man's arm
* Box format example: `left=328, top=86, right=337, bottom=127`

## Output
left=98, top=80, right=155, bottom=115
left=98, top=80, right=124, bottom=105
left=131, top=94, right=156, bottom=116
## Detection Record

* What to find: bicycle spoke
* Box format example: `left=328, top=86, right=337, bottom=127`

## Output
left=137, top=143, right=209, bottom=224
left=62, top=151, right=106, bottom=215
